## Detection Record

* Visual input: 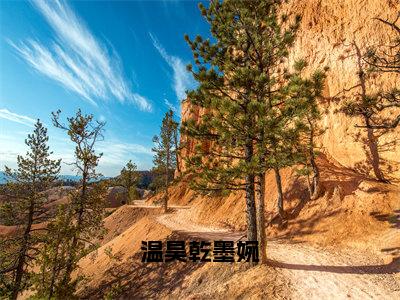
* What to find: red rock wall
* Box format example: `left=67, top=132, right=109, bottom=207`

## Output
left=180, top=0, right=400, bottom=179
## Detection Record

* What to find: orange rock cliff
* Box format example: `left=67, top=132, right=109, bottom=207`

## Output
left=179, top=0, right=400, bottom=180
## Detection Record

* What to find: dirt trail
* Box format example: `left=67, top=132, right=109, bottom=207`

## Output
left=150, top=205, right=400, bottom=300
left=268, top=241, right=399, bottom=299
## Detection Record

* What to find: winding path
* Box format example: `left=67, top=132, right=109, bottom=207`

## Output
left=131, top=201, right=400, bottom=299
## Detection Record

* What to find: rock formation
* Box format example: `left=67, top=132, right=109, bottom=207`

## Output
left=180, top=0, right=400, bottom=180
left=106, top=186, right=129, bottom=207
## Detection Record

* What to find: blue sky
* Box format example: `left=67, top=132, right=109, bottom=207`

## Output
left=0, top=0, right=209, bottom=176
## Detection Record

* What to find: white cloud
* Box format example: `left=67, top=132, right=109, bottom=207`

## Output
left=0, top=131, right=74, bottom=172
left=0, top=132, right=153, bottom=176
left=164, top=98, right=177, bottom=112
left=149, top=33, right=196, bottom=106
left=50, top=137, right=153, bottom=174
left=9, top=0, right=152, bottom=111
left=10, top=40, right=97, bottom=106
left=92, top=140, right=153, bottom=175
left=98, top=141, right=152, bottom=163
left=0, top=108, right=36, bottom=127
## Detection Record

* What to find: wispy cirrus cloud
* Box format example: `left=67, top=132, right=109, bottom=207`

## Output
left=9, top=0, right=151, bottom=111
left=149, top=33, right=196, bottom=108
left=0, top=108, right=36, bottom=127
left=164, top=98, right=177, bottom=112
left=99, top=141, right=152, bottom=157
left=83, top=140, right=153, bottom=175
left=51, top=139, right=152, bottom=174
left=0, top=131, right=152, bottom=175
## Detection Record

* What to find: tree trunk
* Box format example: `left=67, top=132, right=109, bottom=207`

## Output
left=48, top=234, right=62, bottom=300
left=365, top=117, right=386, bottom=182
left=164, top=185, right=169, bottom=213
left=165, top=150, right=170, bottom=213
left=12, top=246, right=26, bottom=300
left=273, top=167, right=284, bottom=218
left=244, top=140, right=257, bottom=241
left=255, top=173, right=267, bottom=264
left=245, top=174, right=257, bottom=241
left=306, top=171, right=313, bottom=197
left=59, top=169, right=88, bottom=296
left=174, top=130, right=181, bottom=175
left=308, top=123, right=321, bottom=200
left=11, top=199, right=35, bottom=300
left=310, top=156, right=321, bottom=200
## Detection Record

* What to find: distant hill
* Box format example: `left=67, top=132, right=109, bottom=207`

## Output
left=0, top=172, right=6, bottom=184
left=0, top=171, right=154, bottom=187
left=0, top=172, right=81, bottom=185
left=105, top=171, right=155, bottom=190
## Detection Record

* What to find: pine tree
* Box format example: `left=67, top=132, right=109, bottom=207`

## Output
left=32, top=204, right=74, bottom=299
left=285, top=61, right=327, bottom=200
left=266, top=128, right=302, bottom=218
left=0, top=120, right=61, bottom=300
left=119, top=160, right=140, bottom=203
left=255, top=84, right=306, bottom=222
left=39, top=109, right=107, bottom=298
left=253, top=101, right=303, bottom=260
left=152, top=109, right=178, bottom=213
left=173, top=122, right=182, bottom=175
left=182, top=0, right=301, bottom=247
left=301, top=72, right=326, bottom=200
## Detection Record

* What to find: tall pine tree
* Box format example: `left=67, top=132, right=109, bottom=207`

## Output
left=43, top=109, right=107, bottom=298
left=0, top=120, right=61, bottom=299
left=182, top=0, right=301, bottom=244
left=119, top=160, right=140, bottom=203
left=285, top=61, right=327, bottom=200
left=152, top=109, right=178, bottom=213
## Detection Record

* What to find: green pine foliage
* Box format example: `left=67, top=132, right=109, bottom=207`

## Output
left=152, top=109, right=179, bottom=212
left=284, top=61, right=327, bottom=200
left=32, top=203, right=74, bottom=299
left=182, top=0, right=301, bottom=241
left=30, top=110, right=108, bottom=298
left=119, top=160, right=140, bottom=203
left=0, top=120, right=61, bottom=300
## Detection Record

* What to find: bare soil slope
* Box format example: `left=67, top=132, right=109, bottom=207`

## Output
left=78, top=201, right=399, bottom=299
left=78, top=206, right=288, bottom=299
left=149, top=155, right=400, bottom=250
left=159, top=207, right=400, bottom=299
left=101, top=205, right=162, bottom=244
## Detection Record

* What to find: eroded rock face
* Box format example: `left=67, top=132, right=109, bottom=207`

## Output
left=106, top=186, right=129, bottom=207
left=180, top=0, right=400, bottom=179
left=287, top=0, right=400, bottom=179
